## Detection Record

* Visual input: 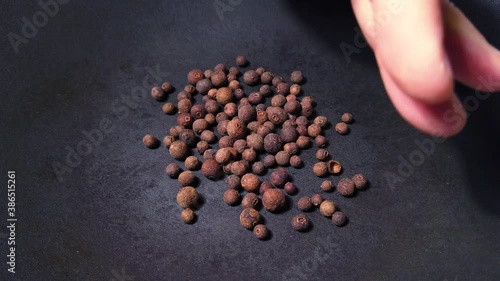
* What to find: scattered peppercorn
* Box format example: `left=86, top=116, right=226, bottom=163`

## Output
left=251, top=161, right=266, bottom=175
left=264, top=133, right=283, bottom=154
left=341, top=113, right=353, bottom=123
left=243, top=70, right=260, bottom=85
left=204, top=69, right=213, bottom=79
left=253, top=224, right=268, bottom=240
left=178, top=171, right=197, bottom=187
left=260, top=71, right=274, bottom=84
left=332, top=211, right=347, bottom=226
left=176, top=186, right=199, bottom=208
left=187, top=69, right=204, bottom=85
left=240, top=208, right=260, bottom=229
left=291, top=214, right=310, bottom=232
left=169, top=140, right=190, bottom=160
left=201, top=159, right=221, bottom=180
left=238, top=104, right=256, bottom=124
left=296, top=135, right=310, bottom=149
left=263, top=154, right=276, bottom=168
left=289, top=84, right=301, bottom=96
left=166, top=163, right=182, bottom=178
left=241, top=173, right=261, bottom=193
left=151, top=86, right=166, bottom=101
left=335, top=122, right=349, bottom=135
left=337, top=178, right=355, bottom=196
left=262, top=188, right=286, bottom=212
left=269, top=167, right=289, bottom=188
left=230, top=160, right=248, bottom=177
left=321, top=180, right=334, bottom=192
left=162, top=102, right=176, bottom=115
left=310, top=194, right=323, bottom=207
left=327, top=160, right=342, bottom=175
left=289, top=155, right=303, bottom=168
left=352, top=173, right=368, bottom=190
left=315, top=135, right=327, bottom=148
left=275, top=151, right=290, bottom=167
left=181, top=208, right=195, bottom=224
left=223, top=189, right=240, bottom=206
left=284, top=182, right=298, bottom=195
left=313, top=162, right=328, bottom=177
left=200, top=130, right=217, bottom=144
left=313, top=116, right=328, bottom=128
left=185, top=156, right=201, bottom=170
left=211, top=70, right=228, bottom=87
left=161, top=82, right=174, bottom=93
left=315, top=149, right=329, bottom=161
left=276, top=82, right=290, bottom=96
left=290, top=70, right=304, bottom=84
left=143, top=134, right=160, bottom=149
left=319, top=200, right=336, bottom=217
left=179, top=129, right=197, bottom=147
left=235, top=55, right=249, bottom=67
left=163, top=135, right=175, bottom=148
left=242, top=148, right=257, bottom=163
left=297, top=197, right=313, bottom=211
left=307, top=124, right=322, bottom=138
left=242, top=193, right=260, bottom=209
left=196, top=140, right=209, bottom=155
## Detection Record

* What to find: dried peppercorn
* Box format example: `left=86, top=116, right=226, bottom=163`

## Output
left=276, top=82, right=290, bottom=96
left=227, top=74, right=237, bottom=82
left=256, top=110, right=268, bottom=124
left=230, top=160, right=249, bottom=177
left=228, top=80, right=241, bottom=91
left=260, top=71, right=274, bottom=85
left=266, top=106, right=288, bottom=125
left=284, top=182, right=298, bottom=195
left=296, top=125, right=308, bottom=136
left=178, top=171, right=197, bottom=187
left=217, top=120, right=230, bottom=136
left=163, top=135, right=175, bottom=148
left=195, top=78, right=212, bottom=95
left=248, top=92, right=263, bottom=105
left=284, top=100, right=301, bottom=115
left=151, top=86, right=166, bottom=101
left=320, top=180, right=334, bottom=192
left=246, top=121, right=260, bottom=133
left=227, top=119, right=246, bottom=140
left=275, top=151, right=290, bottom=167
left=259, top=181, right=273, bottom=195
left=207, top=88, right=217, bottom=99
left=169, top=126, right=183, bottom=138
left=216, top=112, right=229, bottom=123
left=301, top=96, right=314, bottom=106
left=242, top=193, right=260, bottom=209
left=216, top=87, right=233, bottom=106
left=185, top=156, right=201, bottom=170
left=204, top=100, right=219, bottom=114
left=332, top=211, right=346, bottom=226
left=178, top=99, right=192, bottom=114
left=224, top=102, right=238, bottom=118
left=315, top=149, right=329, bottom=161
left=232, top=139, right=247, bottom=154
left=143, top=134, right=160, bottom=149
left=259, top=85, right=272, bottom=97
left=315, top=135, right=327, bottom=148
left=176, top=186, right=199, bottom=208
left=290, top=70, right=304, bottom=84
left=297, top=197, right=313, bottom=212
left=211, top=70, right=228, bottom=87
left=286, top=94, right=297, bottom=103
left=181, top=208, right=195, bottom=224
left=263, top=155, right=276, bottom=168
left=241, top=173, right=261, bottom=193
left=177, top=90, right=192, bottom=101
left=165, top=163, right=182, bottom=178
left=283, top=142, right=299, bottom=155
left=271, top=94, right=287, bottom=108
left=161, top=82, right=174, bottom=93
left=179, top=129, right=197, bottom=147
left=200, top=130, right=217, bottom=144
left=215, top=148, right=232, bottom=164
left=319, top=200, right=336, bottom=217
left=341, top=113, right=353, bottom=123
left=313, top=162, right=328, bottom=177
left=226, top=174, right=241, bottom=189
left=177, top=113, right=193, bottom=127
left=196, top=140, right=209, bottom=155
left=240, top=208, right=260, bottom=229
left=263, top=121, right=276, bottom=131
left=214, top=63, right=227, bottom=73
left=270, top=167, right=289, bottom=188
left=235, top=55, right=249, bottom=67
left=187, top=69, right=204, bottom=85
left=253, top=224, right=268, bottom=240
left=289, top=84, right=301, bottom=96
left=307, top=124, right=322, bottom=138
left=256, top=125, right=272, bottom=138
left=327, top=160, right=342, bottom=175
left=272, top=76, right=284, bottom=87
left=243, top=70, right=260, bottom=85
left=289, top=155, right=303, bottom=168
left=291, top=214, right=310, bottom=232
left=262, top=188, right=286, bottom=212
left=264, top=133, right=283, bottom=154
left=352, top=173, right=368, bottom=190
left=296, top=135, right=310, bottom=149
left=204, top=113, right=216, bottom=126
left=202, top=149, right=217, bottom=160
left=234, top=88, right=245, bottom=99
left=310, top=193, right=323, bottom=207
left=201, top=159, right=221, bottom=180
left=238, top=104, right=256, bottom=124
left=223, top=189, right=240, bottom=206
left=169, top=140, right=190, bottom=160
left=301, top=105, right=314, bottom=118
left=218, top=135, right=234, bottom=148
left=192, top=119, right=209, bottom=135
left=184, top=85, right=196, bottom=94
left=313, top=116, right=328, bottom=128
left=280, top=125, right=299, bottom=143
left=242, top=148, right=257, bottom=163
left=204, top=69, right=213, bottom=79
left=335, top=122, right=349, bottom=135
left=296, top=116, right=308, bottom=126
left=162, top=102, right=176, bottom=115
left=337, top=178, right=355, bottom=196
left=255, top=67, right=265, bottom=76
left=252, top=161, right=266, bottom=175
left=229, top=66, right=240, bottom=76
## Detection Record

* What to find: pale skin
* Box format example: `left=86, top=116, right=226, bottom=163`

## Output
left=351, top=0, right=500, bottom=136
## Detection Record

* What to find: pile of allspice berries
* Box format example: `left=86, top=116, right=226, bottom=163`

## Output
left=142, top=55, right=368, bottom=240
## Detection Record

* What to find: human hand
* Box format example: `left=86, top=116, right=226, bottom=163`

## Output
left=351, top=0, right=500, bottom=136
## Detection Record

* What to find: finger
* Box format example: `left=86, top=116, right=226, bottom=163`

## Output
left=378, top=61, right=467, bottom=137
left=442, top=0, right=500, bottom=91
left=352, top=0, right=454, bottom=104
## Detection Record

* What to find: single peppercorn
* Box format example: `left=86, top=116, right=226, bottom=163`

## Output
left=216, top=87, right=233, bottom=106
left=269, top=167, right=289, bottom=188
left=315, top=149, right=329, bottom=161
left=260, top=71, right=274, bottom=85
left=216, top=112, right=229, bottom=123
left=289, top=84, right=301, bottom=96
left=291, top=214, right=310, bottom=232
left=284, top=100, right=302, bottom=115
left=241, top=173, right=261, bottom=193
left=161, top=82, right=174, bottom=93
left=235, top=55, right=249, bottom=67
left=170, top=126, right=183, bottom=138
left=200, top=130, right=217, bottom=144
left=143, top=134, right=160, bottom=149
left=238, top=104, right=256, bottom=124
left=335, top=122, right=349, bottom=135
left=255, top=67, right=265, bottom=76
left=211, top=70, right=228, bottom=87
left=204, top=69, right=213, bottom=79
left=264, top=133, right=283, bottom=154
left=332, top=211, right=347, bottom=226
left=203, top=149, right=217, bottom=160
left=251, top=161, right=266, bottom=175
left=204, top=113, right=216, bottom=126
left=165, top=163, right=182, bottom=178
left=296, top=116, right=308, bottom=126
left=187, top=69, right=204, bottom=85
left=242, top=148, right=257, bottom=163
left=276, top=82, right=290, bottom=96
left=177, top=99, right=192, bottom=114
left=259, top=182, right=273, bottom=195
left=176, top=186, right=199, bottom=208
left=179, top=129, right=197, bottom=147
left=327, top=160, right=342, bottom=175
left=224, top=102, right=238, bottom=118
left=301, top=105, right=314, bottom=118
left=227, top=119, right=246, bottom=140
left=319, top=200, right=336, bottom=217
left=263, top=155, right=276, bottom=168
left=286, top=94, right=297, bottom=103
left=184, top=85, right=196, bottom=95
left=223, top=189, right=240, bottom=206
left=262, top=188, right=286, bottom=212
left=307, top=124, right=322, bottom=138
left=247, top=121, right=260, bottom=133
left=315, top=135, right=327, bottom=148
left=201, top=159, right=221, bottom=180
left=281, top=125, right=299, bottom=143
left=234, top=88, right=245, bottom=99
left=352, top=173, right=368, bottom=190
left=259, top=85, right=272, bottom=97
left=214, top=63, right=227, bottom=73
left=248, top=92, right=263, bottom=105
left=196, top=140, right=209, bottom=155
left=253, top=224, right=268, bottom=240
left=296, top=135, right=310, bottom=149
left=169, top=140, right=190, bottom=160
left=296, top=125, right=308, bottom=136
left=185, top=156, right=201, bottom=170
left=215, top=148, right=232, bottom=164
left=289, top=155, right=303, bottom=168
left=314, top=116, right=328, bottom=128
left=177, top=113, right=193, bottom=127
left=341, top=113, right=353, bottom=123
left=177, top=90, right=192, bottom=101
left=228, top=80, right=240, bottom=91
left=310, top=194, right=323, bottom=207
left=192, top=119, right=209, bottom=135
left=217, top=120, right=230, bottom=136
left=256, top=110, right=268, bottom=124
left=240, top=208, right=260, bottom=229
left=230, top=160, right=249, bottom=177
left=190, top=104, right=207, bottom=120
left=321, top=180, right=334, bottom=192
left=232, top=139, right=247, bottom=154
left=162, top=102, right=176, bottom=115
left=226, top=174, right=241, bottom=189
left=275, top=151, right=290, bottom=167
left=313, top=162, right=328, bottom=177
left=243, top=70, right=260, bottom=86
left=227, top=74, right=237, bottom=82
left=297, top=197, right=313, bottom=212
left=284, top=182, right=298, bottom=195
left=151, top=86, right=166, bottom=101
left=180, top=208, right=195, bottom=224
left=290, top=70, right=304, bottom=84
left=178, top=171, right=197, bottom=187
left=337, top=178, right=355, bottom=196
left=163, top=135, right=175, bottom=148
left=242, top=193, right=260, bottom=209
left=204, top=100, right=219, bottom=114
left=283, top=142, right=299, bottom=156
left=271, top=94, right=287, bottom=108
left=272, top=76, right=284, bottom=87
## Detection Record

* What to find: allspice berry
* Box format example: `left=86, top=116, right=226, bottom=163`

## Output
left=315, top=135, right=327, bottom=148
left=165, top=163, right=182, bottom=178
left=272, top=76, right=284, bottom=87
left=151, top=86, right=166, bottom=101
left=275, top=151, right=290, bottom=167
left=289, top=84, right=301, bottom=96
left=291, top=214, right=310, bottom=232
left=332, top=211, right=347, bottom=226
left=177, top=113, right=193, bottom=127
left=243, top=70, right=260, bottom=85
left=264, top=133, right=283, bottom=154
left=204, top=69, right=213, bottom=79
left=271, top=94, right=286, bottom=108
left=269, top=168, right=289, bottom=188
left=178, top=171, right=197, bottom=187
left=242, top=193, right=260, bottom=209
left=176, top=186, right=199, bottom=208
left=307, top=124, right=322, bottom=138
left=284, top=182, right=298, bottom=195
left=214, top=63, right=227, bottom=73
left=184, top=85, right=196, bottom=94
left=200, top=130, right=217, bottom=144
left=255, top=67, right=265, bottom=76
left=196, top=78, right=212, bottom=95
left=327, top=160, right=342, bottom=175
left=238, top=104, right=256, bottom=124
left=225, top=174, right=241, bottom=189
left=223, top=189, right=240, bottom=206
left=289, top=155, right=303, bottom=168
left=263, top=155, right=276, bottom=168
left=280, top=125, right=299, bottom=143
left=313, top=116, right=328, bottom=128
left=162, top=102, right=176, bottom=115
left=335, top=122, right=349, bottom=135
left=187, top=69, right=204, bottom=85
left=337, top=178, right=355, bottom=196
left=184, top=156, right=201, bottom=170
left=169, top=140, right=190, bottom=160
left=297, top=197, right=313, bottom=212
left=241, top=173, right=261, bottom=193
left=296, top=135, right=310, bottom=149
left=196, top=140, right=210, bottom=154
left=310, top=193, right=323, bottom=207
left=215, top=148, right=232, bottom=164
left=260, top=71, right=274, bottom=85
left=259, top=182, right=273, bottom=195
left=341, top=113, right=353, bottom=123
left=177, top=90, right=192, bottom=101
left=225, top=103, right=237, bottom=118
left=252, top=161, right=266, bottom=175
left=161, top=82, right=174, bottom=93
left=242, top=148, right=257, bottom=163
left=240, top=208, right=260, bottom=229
left=230, top=160, right=249, bottom=177
left=227, top=119, right=246, bottom=140
left=216, top=87, right=233, bottom=106
left=290, top=70, right=304, bottom=84
left=253, top=224, right=268, bottom=240
left=284, top=142, right=299, bottom=155
left=352, top=173, right=368, bottom=190
left=246, top=134, right=264, bottom=151
left=211, top=70, right=228, bottom=87
left=143, top=134, right=160, bottom=149
left=190, top=104, right=207, bottom=120
left=181, top=208, right=195, bottom=224
left=262, top=188, right=286, bottom=212
left=201, top=159, right=221, bottom=180
left=321, top=180, right=334, bottom=192
left=313, top=162, right=328, bottom=177
left=276, top=82, right=290, bottom=95
left=316, top=149, right=329, bottom=161
left=192, top=119, right=209, bottom=134
left=235, top=55, right=249, bottom=67
left=319, top=200, right=336, bottom=217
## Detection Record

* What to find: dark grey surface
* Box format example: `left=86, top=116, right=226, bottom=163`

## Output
left=1, top=1, right=499, bottom=280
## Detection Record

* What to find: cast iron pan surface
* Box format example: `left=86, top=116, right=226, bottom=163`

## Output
left=1, top=1, right=499, bottom=280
